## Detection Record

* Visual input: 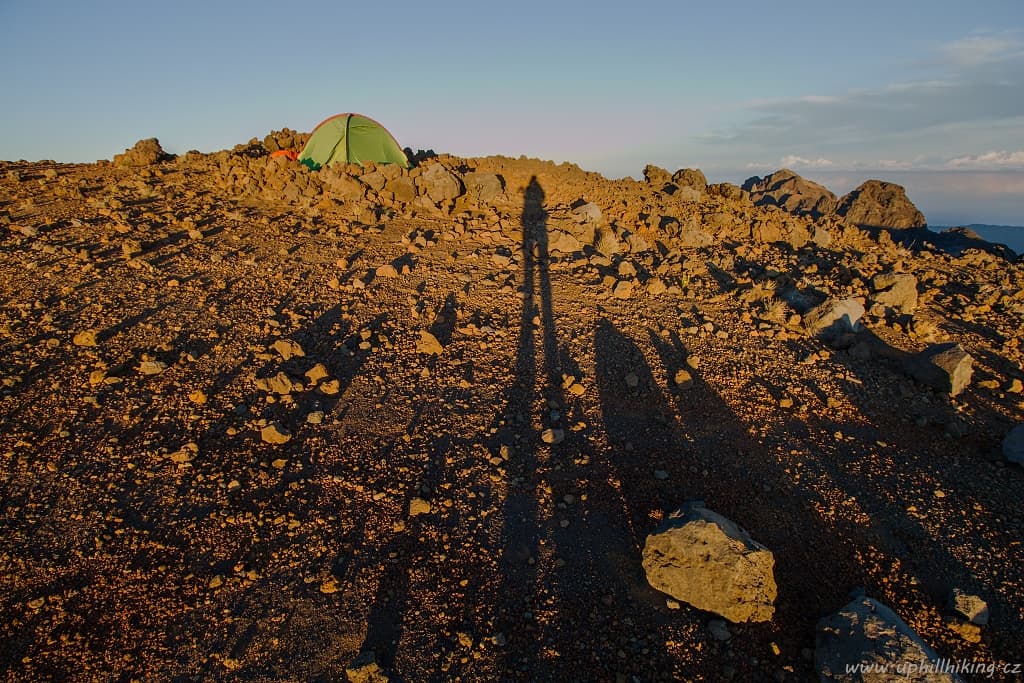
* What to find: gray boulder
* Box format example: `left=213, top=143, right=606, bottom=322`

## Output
left=1003, top=423, right=1024, bottom=465
left=836, top=180, right=926, bottom=229
left=463, top=172, right=505, bottom=203
left=950, top=589, right=989, bottom=626
left=871, top=273, right=918, bottom=314
left=672, top=167, right=707, bottom=191
left=572, top=201, right=603, bottom=224
left=548, top=230, right=583, bottom=255
left=418, top=163, right=463, bottom=203
left=114, top=138, right=169, bottom=167
left=904, top=343, right=973, bottom=396
left=643, top=164, right=672, bottom=186
left=743, top=168, right=837, bottom=218
left=803, top=298, right=865, bottom=340
left=641, top=502, right=776, bottom=623
left=816, top=596, right=964, bottom=682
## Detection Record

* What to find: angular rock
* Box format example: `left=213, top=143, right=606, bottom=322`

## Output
left=571, top=202, right=602, bottom=225
left=742, top=169, right=837, bottom=218
left=385, top=176, right=416, bottom=203
left=706, top=182, right=745, bottom=201
left=548, top=230, right=582, bottom=255
left=816, top=596, right=964, bottom=682
left=641, top=502, right=776, bottom=623
left=672, top=167, right=707, bottom=191
left=409, top=497, right=431, bottom=517
left=802, top=298, right=864, bottom=340
left=950, top=589, right=989, bottom=626
left=836, top=179, right=926, bottom=229
left=327, top=175, right=365, bottom=201
left=261, top=423, right=292, bottom=444
left=419, top=164, right=463, bottom=203
left=359, top=171, right=387, bottom=192
left=318, top=379, right=341, bottom=395
left=255, top=371, right=294, bottom=395
left=304, top=363, right=329, bottom=383
left=871, top=272, right=918, bottom=314
left=1003, top=423, right=1024, bottom=465
left=73, top=330, right=98, bottom=347
left=541, top=428, right=565, bottom=445
left=138, top=360, right=168, bottom=375
left=114, top=138, right=169, bottom=167
left=416, top=330, right=444, bottom=355
left=345, top=651, right=389, bottom=683
left=463, top=172, right=504, bottom=203
left=643, top=164, right=671, bottom=186
left=904, top=343, right=973, bottom=396
left=271, top=339, right=304, bottom=360
left=612, top=280, right=633, bottom=299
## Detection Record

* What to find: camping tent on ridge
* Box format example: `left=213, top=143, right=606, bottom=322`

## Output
left=298, top=113, right=408, bottom=170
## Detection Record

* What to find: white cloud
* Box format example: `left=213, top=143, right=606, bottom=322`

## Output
left=702, top=31, right=1024, bottom=160
left=940, top=31, right=1023, bottom=68
left=780, top=155, right=833, bottom=168
left=946, top=150, right=1024, bottom=169
left=875, top=159, right=915, bottom=170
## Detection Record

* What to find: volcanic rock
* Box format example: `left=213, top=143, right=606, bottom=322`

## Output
left=802, top=298, right=864, bottom=341
left=643, top=164, right=671, bottom=186
left=816, top=596, right=964, bottom=682
left=641, top=502, right=776, bottom=623
left=419, top=164, right=463, bottom=203
left=836, top=180, right=926, bottom=229
left=672, top=168, right=707, bottom=191
left=416, top=331, right=444, bottom=355
left=114, top=138, right=170, bottom=167
left=904, top=343, right=973, bottom=396
left=743, top=169, right=837, bottom=218
left=463, top=172, right=505, bottom=203
left=1003, top=423, right=1024, bottom=465
left=870, top=272, right=918, bottom=314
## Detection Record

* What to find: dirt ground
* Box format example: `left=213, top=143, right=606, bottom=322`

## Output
left=1, top=152, right=1023, bottom=682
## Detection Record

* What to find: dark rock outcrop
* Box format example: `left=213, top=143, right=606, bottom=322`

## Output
left=742, top=168, right=837, bottom=218
left=114, top=138, right=171, bottom=167
left=836, top=179, right=926, bottom=229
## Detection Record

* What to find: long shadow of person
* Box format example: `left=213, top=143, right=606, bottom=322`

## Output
left=593, top=319, right=865, bottom=679
left=791, top=325, right=1024, bottom=666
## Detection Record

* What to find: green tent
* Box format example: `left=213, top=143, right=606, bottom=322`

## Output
left=298, top=113, right=408, bottom=170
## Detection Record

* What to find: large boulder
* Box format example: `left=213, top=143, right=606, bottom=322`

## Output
left=903, top=343, right=973, bottom=396
left=836, top=180, right=926, bottom=229
left=870, top=273, right=918, bottom=314
left=462, top=172, right=505, bottom=203
left=816, top=596, right=964, bottom=682
left=707, top=182, right=747, bottom=201
left=641, top=502, right=776, bottom=623
left=417, top=163, right=463, bottom=203
left=742, top=168, right=837, bottom=218
left=643, top=164, right=672, bottom=186
left=114, top=138, right=170, bottom=167
left=672, top=167, right=707, bottom=191
left=803, top=298, right=865, bottom=341
left=1003, top=423, right=1024, bottom=465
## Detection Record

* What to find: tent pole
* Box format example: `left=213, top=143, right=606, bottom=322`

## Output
left=344, top=114, right=351, bottom=164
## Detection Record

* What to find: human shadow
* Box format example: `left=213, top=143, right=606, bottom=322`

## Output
left=807, top=325, right=1024, bottom=664
left=592, top=320, right=868, bottom=679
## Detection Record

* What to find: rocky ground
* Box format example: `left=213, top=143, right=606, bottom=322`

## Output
left=1, top=135, right=1023, bottom=682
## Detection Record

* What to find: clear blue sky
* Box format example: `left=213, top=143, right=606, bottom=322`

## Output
left=2, top=1, right=1022, bottom=225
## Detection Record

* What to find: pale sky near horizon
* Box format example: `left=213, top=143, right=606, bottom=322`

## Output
left=1, top=1, right=1022, bottom=226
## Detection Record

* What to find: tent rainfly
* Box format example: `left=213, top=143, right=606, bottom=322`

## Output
left=298, top=113, right=408, bottom=170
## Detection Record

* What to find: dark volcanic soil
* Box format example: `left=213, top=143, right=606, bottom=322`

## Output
left=0, top=148, right=1023, bottom=682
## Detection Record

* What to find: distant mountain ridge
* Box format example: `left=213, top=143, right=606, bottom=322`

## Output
left=933, top=224, right=1024, bottom=254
